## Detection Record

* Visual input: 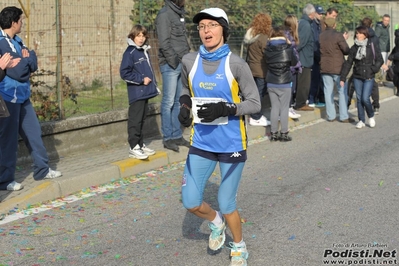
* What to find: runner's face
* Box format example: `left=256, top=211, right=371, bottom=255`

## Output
left=198, top=19, right=224, bottom=52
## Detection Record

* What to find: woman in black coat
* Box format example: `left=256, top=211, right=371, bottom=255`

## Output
left=340, top=26, right=383, bottom=129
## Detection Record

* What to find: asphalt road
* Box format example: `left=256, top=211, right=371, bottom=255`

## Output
left=1, top=97, right=399, bottom=266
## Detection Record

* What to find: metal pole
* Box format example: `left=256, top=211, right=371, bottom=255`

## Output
left=55, top=0, right=63, bottom=119
left=17, top=0, right=30, bottom=47
left=297, top=0, right=300, bottom=18
left=140, top=0, right=143, bottom=25
left=108, top=17, right=114, bottom=109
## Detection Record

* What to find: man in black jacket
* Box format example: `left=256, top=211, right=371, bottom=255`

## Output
left=156, top=0, right=190, bottom=152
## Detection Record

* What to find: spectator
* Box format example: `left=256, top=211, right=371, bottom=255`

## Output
left=308, top=5, right=326, bottom=108
left=340, top=26, right=383, bottom=129
left=375, top=14, right=391, bottom=69
left=362, top=18, right=381, bottom=114
left=265, top=26, right=298, bottom=141
left=320, top=18, right=353, bottom=123
left=348, top=17, right=381, bottom=114
left=284, top=14, right=302, bottom=119
left=321, top=7, right=339, bottom=31
left=382, top=29, right=399, bottom=96
left=178, top=8, right=261, bottom=266
left=0, top=6, right=62, bottom=191
left=243, top=13, right=272, bottom=127
left=294, top=3, right=316, bottom=111
left=120, top=25, right=159, bottom=160
left=155, top=0, right=190, bottom=152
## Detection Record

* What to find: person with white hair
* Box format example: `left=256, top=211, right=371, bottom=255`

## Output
left=294, top=3, right=316, bottom=112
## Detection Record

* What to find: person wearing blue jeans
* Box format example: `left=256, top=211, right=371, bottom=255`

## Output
left=156, top=0, right=191, bottom=152
left=159, top=63, right=189, bottom=151
left=319, top=17, right=351, bottom=123
left=322, top=74, right=350, bottom=121
left=340, top=26, right=383, bottom=129
left=0, top=6, right=61, bottom=191
left=353, top=78, right=375, bottom=127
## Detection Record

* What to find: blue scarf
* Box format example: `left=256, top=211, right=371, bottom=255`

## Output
left=199, top=44, right=230, bottom=61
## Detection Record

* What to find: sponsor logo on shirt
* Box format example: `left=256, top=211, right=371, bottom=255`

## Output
left=216, top=73, right=225, bottom=80
left=199, top=82, right=216, bottom=90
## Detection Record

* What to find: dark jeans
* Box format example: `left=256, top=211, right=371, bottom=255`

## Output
left=250, top=77, right=267, bottom=120
left=353, top=78, right=374, bottom=122
left=347, top=75, right=379, bottom=108
left=394, top=72, right=399, bottom=94
left=0, top=99, right=50, bottom=189
left=128, top=99, right=148, bottom=149
left=295, top=67, right=311, bottom=109
left=308, top=63, right=324, bottom=104
left=371, top=81, right=379, bottom=108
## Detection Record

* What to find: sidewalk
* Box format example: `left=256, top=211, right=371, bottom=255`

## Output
left=0, top=83, right=396, bottom=215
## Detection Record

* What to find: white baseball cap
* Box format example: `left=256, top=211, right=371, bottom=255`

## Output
left=193, top=8, right=229, bottom=25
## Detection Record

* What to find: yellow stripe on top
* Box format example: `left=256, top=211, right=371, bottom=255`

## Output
left=225, top=54, right=247, bottom=150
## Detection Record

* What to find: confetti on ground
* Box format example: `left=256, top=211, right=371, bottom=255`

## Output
left=288, top=235, right=296, bottom=240
left=325, top=188, right=330, bottom=191
left=379, top=180, right=384, bottom=186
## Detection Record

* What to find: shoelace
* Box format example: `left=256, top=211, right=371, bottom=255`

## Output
left=208, top=223, right=224, bottom=238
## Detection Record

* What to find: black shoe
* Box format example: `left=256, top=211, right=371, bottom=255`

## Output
left=173, top=137, right=190, bottom=148
left=163, top=140, right=179, bottom=152
left=270, top=132, right=280, bottom=142
left=280, top=132, right=292, bottom=142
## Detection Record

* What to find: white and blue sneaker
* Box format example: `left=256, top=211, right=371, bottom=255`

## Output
left=208, top=220, right=226, bottom=251
left=229, top=242, right=249, bottom=266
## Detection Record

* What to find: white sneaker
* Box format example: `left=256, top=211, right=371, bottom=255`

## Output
left=44, top=168, right=62, bottom=179
left=369, top=117, right=376, bottom=128
left=229, top=242, right=249, bottom=266
left=289, top=107, right=301, bottom=119
left=356, top=121, right=365, bottom=129
left=249, top=115, right=271, bottom=127
left=6, top=181, right=23, bottom=191
left=129, top=145, right=148, bottom=159
left=308, top=103, right=316, bottom=108
left=208, top=220, right=226, bottom=251
left=142, top=144, right=156, bottom=156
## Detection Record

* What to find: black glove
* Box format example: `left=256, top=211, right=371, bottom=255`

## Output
left=197, top=102, right=237, bottom=123
left=178, top=95, right=193, bottom=127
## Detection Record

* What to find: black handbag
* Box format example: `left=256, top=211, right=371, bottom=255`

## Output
left=0, top=94, right=10, bottom=118
left=386, top=66, right=394, bottom=82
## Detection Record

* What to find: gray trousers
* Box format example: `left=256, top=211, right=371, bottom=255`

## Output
left=268, top=86, right=291, bottom=133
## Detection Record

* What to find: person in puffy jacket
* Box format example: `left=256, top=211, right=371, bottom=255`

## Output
left=120, top=24, right=159, bottom=160
left=340, top=26, right=383, bottom=129
left=265, top=26, right=298, bottom=141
